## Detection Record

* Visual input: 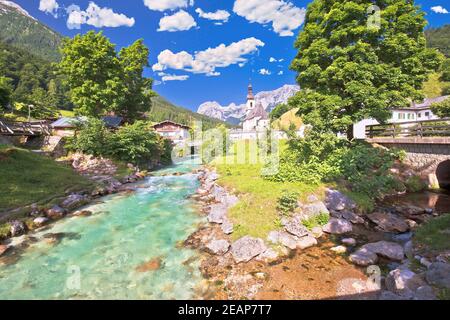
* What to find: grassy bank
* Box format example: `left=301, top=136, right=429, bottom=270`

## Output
left=211, top=141, right=325, bottom=240
left=415, top=213, right=450, bottom=252
left=0, top=145, right=95, bottom=213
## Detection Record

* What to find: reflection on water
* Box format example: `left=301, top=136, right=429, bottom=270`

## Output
left=382, top=189, right=450, bottom=214
left=0, top=159, right=206, bottom=300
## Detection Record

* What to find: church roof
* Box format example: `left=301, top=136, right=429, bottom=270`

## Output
left=244, top=102, right=268, bottom=121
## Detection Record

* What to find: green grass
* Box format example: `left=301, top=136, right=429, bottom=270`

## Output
left=422, top=73, right=449, bottom=98
left=212, top=141, right=325, bottom=240
left=415, top=214, right=450, bottom=251
left=0, top=145, right=95, bottom=214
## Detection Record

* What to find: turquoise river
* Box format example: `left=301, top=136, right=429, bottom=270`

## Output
left=0, top=159, right=207, bottom=299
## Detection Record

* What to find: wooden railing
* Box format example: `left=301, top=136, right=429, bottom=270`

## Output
left=0, top=119, right=52, bottom=136
left=366, top=119, right=450, bottom=138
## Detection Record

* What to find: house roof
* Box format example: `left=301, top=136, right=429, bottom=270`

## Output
left=102, top=116, right=123, bottom=128
left=51, top=117, right=86, bottom=128
left=244, top=103, right=268, bottom=121
left=51, top=116, right=123, bottom=129
left=406, top=96, right=449, bottom=110
left=153, top=120, right=191, bottom=130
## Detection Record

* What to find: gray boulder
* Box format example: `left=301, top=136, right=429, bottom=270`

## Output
left=349, top=247, right=378, bottom=266
left=323, top=218, right=352, bottom=234
left=282, top=217, right=309, bottom=238
left=414, top=286, right=436, bottom=300
left=206, top=239, right=230, bottom=256
left=301, top=201, right=329, bottom=219
left=367, top=212, right=409, bottom=233
left=363, top=241, right=405, bottom=261
left=33, top=217, right=49, bottom=227
left=256, top=248, right=279, bottom=263
left=231, top=236, right=267, bottom=263
left=207, top=204, right=228, bottom=224
left=385, top=268, right=420, bottom=298
left=10, top=220, right=27, bottom=237
left=46, top=205, right=67, bottom=219
left=296, top=236, right=318, bottom=250
left=221, top=219, right=234, bottom=235
left=61, top=194, right=88, bottom=210
left=325, top=189, right=355, bottom=211
left=425, top=262, right=450, bottom=289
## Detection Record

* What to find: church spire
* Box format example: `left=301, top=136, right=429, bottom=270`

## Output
left=247, top=83, right=254, bottom=101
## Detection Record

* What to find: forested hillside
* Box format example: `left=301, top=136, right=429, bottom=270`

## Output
left=149, top=95, right=230, bottom=129
left=0, top=1, right=62, bottom=61
left=426, top=24, right=450, bottom=57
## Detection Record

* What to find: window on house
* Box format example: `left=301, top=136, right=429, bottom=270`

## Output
left=425, top=112, right=430, bottom=117
left=418, top=113, right=421, bottom=118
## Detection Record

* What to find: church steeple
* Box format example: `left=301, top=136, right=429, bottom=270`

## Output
left=246, top=83, right=255, bottom=111
left=247, top=83, right=254, bottom=100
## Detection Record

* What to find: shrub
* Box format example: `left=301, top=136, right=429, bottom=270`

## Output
left=66, top=118, right=112, bottom=156
left=266, top=132, right=403, bottom=200
left=276, top=190, right=299, bottom=215
left=110, top=121, right=164, bottom=165
left=302, top=212, right=330, bottom=230
left=405, top=176, right=426, bottom=193
left=68, top=119, right=173, bottom=167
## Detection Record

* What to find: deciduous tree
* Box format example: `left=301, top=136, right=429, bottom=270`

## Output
left=291, top=0, right=443, bottom=139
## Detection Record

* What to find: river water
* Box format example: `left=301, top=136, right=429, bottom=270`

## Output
left=0, top=159, right=206, bottom=299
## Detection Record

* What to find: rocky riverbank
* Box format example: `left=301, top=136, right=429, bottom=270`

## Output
left=188, top=167, right=450, bottom=300
left=0, top=153, right=148, bottom=245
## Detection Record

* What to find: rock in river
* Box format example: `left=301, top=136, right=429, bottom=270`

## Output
left=322, top=218, right=352, bottom=234
left=33, top=217, right=49, bottom=227
left=10, top=220, right=27, bottom=237
left=325, top=189, right=355, bottom=211
left=206, top=239, right=230, bottom=256
left=231, top=236, right=267, bottom=263
left=61, top=194, right=89, bottom=210
left=425, top=262, right=450, bottom=289
left=367, top=212, right=409, bottom=233
left=135, top=257, right=163, bottom=272
left=350, top=241, right=405, bottom=266
left=46, top=205, right=67, bottom=219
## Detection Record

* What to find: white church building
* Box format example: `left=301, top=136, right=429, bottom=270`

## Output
left=242, top=84, right=270, bottom=132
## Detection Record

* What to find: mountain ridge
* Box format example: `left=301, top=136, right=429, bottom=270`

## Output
left=0, top=0, right=63, bottom=61
left=197, top=84, right=300, bottom=123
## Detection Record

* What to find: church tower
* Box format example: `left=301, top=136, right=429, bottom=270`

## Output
left=246, top=83, right=255, bottom=111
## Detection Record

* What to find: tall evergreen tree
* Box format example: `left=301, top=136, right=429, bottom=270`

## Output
left=290, top=0, right=443, bottom=139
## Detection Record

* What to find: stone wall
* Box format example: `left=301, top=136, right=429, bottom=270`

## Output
left=378, top=142, right=450, bottom=188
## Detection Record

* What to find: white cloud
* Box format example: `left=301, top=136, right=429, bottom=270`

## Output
left=195, top=8, right=230, bottom=23
left=158, top=10, right=197, bottom=32
left=143, top=0, right=189, bottom=12
left=278, top=70, right=283, bottom=75
left=39, top=0, right=59, bottom=17
left=66, top=3, right=135, bottom=29
left=269, top=57, right=277, bottom=62
left=153, top=37, right=265, bottom=76
left=159, top=73, right=190, bottom=81
left=431, top=6, right=449, bottom=14
left=259, top=68, right=271, bottom=75
left=233, top=0, right=306, bottom=37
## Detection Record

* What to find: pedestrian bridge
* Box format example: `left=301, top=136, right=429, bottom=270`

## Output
left=365, top=119, right=450, bottom=189
left=0, top=119, right=51, bottom=137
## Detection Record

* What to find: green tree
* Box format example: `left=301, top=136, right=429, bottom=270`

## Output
left=430, top=98, right=450, bottom=118
left=0, top=77, right=12, bottom=111
left=291, top=0, right=443, bottom=139
left=66, top=118, right=112, bottom=157
left=270, top=103, right=291, bottom=121
left=59, top=32, right=154, bottom=121
left=27, top=87, right=58, bottom=119
left=58, top=31, right=124, bottom=117
left=116, top=39, right=155, bottom=121
left=441, top=59, right=450, bottom=82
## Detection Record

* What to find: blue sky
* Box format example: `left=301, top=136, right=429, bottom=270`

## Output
left=12, top=0, right=450, bottom=112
